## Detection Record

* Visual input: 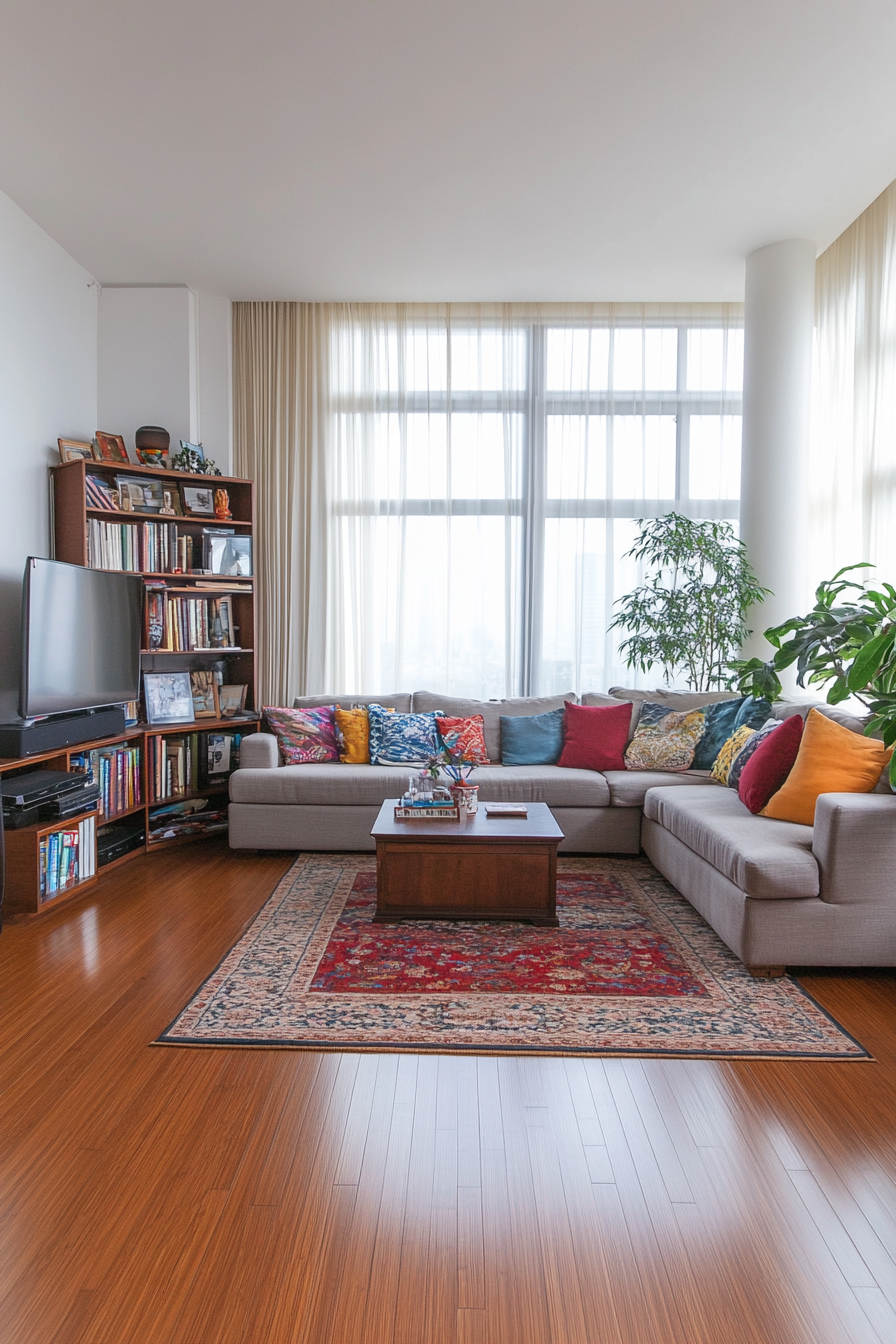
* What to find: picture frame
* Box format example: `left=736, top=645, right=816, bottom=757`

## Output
left=218, top=684, right=248, bottom=718
left=190, top=670, right=220, bottom=719
left=179, top=440, right=205, bottom=462
left=58, top=438, right=94, bottom=463
left=208, top=595, right=235, bottom=648
left=143, top=671, right=195, bottom=725
left=205, top=532, right=253, bottom=577
left=116, top=474, right=166, bottom=514
left=93, top=432, right=130, bottom=464
left=181, top=484, right=216, bottom=516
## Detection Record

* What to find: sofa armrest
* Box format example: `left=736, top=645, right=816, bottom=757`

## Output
left=813, top=792, right=896, bottom=905
left=238, top=732, right=280, bottom=770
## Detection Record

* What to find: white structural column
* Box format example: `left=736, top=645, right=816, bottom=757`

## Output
left=739, top=239, right=816, bottom=659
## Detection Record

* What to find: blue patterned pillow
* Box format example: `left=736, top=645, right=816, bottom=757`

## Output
left=368, top=705, right=443, bottom=764
left=691, top=696, right=773, bottom=770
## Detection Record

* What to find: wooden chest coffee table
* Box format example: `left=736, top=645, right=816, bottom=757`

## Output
left=371, top=800, right=564, bottom=926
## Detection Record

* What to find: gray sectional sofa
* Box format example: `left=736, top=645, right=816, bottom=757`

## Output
left=228, top=688, right=896, bottom=973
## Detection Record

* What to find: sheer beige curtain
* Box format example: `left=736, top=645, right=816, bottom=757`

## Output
left=233, top=302, right=329, bottom=705
left=234, top=302, right=744, bottom=705
left=809, top=179, right=896, bottom=595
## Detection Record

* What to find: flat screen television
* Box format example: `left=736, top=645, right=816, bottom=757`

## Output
left=19, top=558, right=143, bottom=719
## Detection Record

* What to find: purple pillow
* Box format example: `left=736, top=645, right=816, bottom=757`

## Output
left=263, top=705, right=340, bottom=763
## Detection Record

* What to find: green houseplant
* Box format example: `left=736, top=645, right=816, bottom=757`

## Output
left=730, top=564, right=896, bottom=788
left=610, top=513, right=769, bottom=692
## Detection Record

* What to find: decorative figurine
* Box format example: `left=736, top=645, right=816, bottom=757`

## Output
left=160, top=490, right=176, bottom=516
left=214, top=488, right=232, bottom=520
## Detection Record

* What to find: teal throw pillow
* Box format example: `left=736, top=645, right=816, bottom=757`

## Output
left=501, top=708, right=565, bottom=765
left=691, top=696, right=772, bottom=771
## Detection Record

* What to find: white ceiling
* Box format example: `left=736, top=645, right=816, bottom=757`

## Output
left=1, top=1, right=894, bottom=300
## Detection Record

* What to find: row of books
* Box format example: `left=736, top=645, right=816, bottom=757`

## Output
left=70, top=745, right=142, bottom=818
left=39, top=815, right=96, bottom=900
left=148, top=731, right=243, bottom=802
left=145, top=592, right=236, bottom=651
left=88, top=518, right=181, bottom=573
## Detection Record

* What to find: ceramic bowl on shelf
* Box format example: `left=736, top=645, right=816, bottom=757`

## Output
left=135, top=425, right=170, bottom=467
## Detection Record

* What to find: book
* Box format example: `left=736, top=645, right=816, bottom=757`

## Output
left=394, top=805, right=460, bottom=820
left=484, top=803, right=528, bottom=817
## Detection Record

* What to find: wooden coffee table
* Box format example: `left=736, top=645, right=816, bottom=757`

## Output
left=371, top=800, right=564, bottom=926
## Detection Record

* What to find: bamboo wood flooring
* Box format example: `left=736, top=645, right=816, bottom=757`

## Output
left=1, top=841, right=894, bottom=1344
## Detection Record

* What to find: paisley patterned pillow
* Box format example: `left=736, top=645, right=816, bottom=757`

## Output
left=263, top=705, right=340, bottom=764
left=436, top=715, right=490, bottom=764
left=368, top=705, right=444, bottom=764
left=710, top=725, right=757, bottom=784
left=623, top=705, right=706, bottom=772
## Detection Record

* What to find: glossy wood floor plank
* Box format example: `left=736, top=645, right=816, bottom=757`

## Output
left=1, top=842, right=895, bottom=1344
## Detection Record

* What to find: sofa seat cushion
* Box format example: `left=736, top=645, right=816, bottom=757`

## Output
left=643, top=786, right=818, bottom=900
left=472, top=766, right=610, bottom=807
left=230, top=764, right=419, bottom=807
left=602, top=770, right=721, bottom=808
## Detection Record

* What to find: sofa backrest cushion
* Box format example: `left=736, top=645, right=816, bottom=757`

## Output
left=412, top=691, right=576, bottom=764
left=769, top=696, right=872, bottom=736
left=294, top=692, right=412, bottom=712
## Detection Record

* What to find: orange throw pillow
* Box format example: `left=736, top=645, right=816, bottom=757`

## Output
left=761, top=708, right=892, bottom=825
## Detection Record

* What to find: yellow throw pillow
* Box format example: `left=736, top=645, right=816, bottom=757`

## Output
left=761, top=708, right=892, bottom=825
left=335, top=706, right=369, bottom=764
left=710, top=724, right=756, bottom=784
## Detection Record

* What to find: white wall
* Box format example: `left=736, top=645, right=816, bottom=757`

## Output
left=97, top=285, right=231, bottom=474
left=0, top=187, right=97, bottom=719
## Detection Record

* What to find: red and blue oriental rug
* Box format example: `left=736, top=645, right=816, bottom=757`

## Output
left=157, top=855, right=868, bottom=1059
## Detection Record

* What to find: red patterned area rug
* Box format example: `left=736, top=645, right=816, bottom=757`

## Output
left=156, top=854, right=868, bottom=1059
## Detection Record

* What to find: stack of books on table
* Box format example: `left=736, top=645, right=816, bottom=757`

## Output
left=394, top=797, right=460, bottom=821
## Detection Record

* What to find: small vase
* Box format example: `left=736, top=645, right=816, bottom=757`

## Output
left=450, top=783, right=479, bottom=814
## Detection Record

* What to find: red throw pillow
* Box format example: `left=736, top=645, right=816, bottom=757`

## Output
left=558, top=701, right=631, bottom=772
left=737, top=713, right=804, bottom=814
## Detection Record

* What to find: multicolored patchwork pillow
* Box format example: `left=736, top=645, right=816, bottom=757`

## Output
left=368, top=705, right=443, bottom=764
left=335, top=706, right=369, bottom=764
left=726, top=718, right=780, bottom=792
left=436, top=715, right=490, bottom=764
left=263, top=705, right=340, bottom=764
left=623, top=704, right=706, bottom=772
left=710, top=725, right=757, bottom=784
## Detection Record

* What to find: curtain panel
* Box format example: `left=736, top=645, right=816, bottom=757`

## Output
left=234, top=302, right=743, bottom=705
left=810, top=179, right=896, bottom=597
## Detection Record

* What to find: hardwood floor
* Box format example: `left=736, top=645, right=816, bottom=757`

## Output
left=2, top=841, right=894, bottom=1344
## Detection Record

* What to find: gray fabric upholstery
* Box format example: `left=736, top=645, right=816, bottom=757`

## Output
left=411, top=690, right=576, bottom=764
left=642, top=817, right=896, bottom=966
left=643, top=786, right=818, bottom=900
left=291, top=692, right=412, bottom=712
left=769, top=697, right=871, bottom=735
left=812, top=792, right=896, bottom=904
left=239, top=732, right=279, bottom=769
left=608, top=686, right=738, bottom=708
left=231, top=763, right=420, bottom=806
left=601, top=769, right=721, bottom=808
left=470, top=766, right=610, bottom=807
left=231, top=761, right=610, bottom=808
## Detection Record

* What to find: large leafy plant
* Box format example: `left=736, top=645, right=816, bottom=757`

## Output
left=731, top=564, right=896, bottom=787
left=610, top=514, right=769, bottom=691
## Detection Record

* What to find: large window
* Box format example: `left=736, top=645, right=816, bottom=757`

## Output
left=327, top=308, right=743, bottom=697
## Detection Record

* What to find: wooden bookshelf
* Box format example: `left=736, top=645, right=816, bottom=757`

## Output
left=46, top=456, right=260, bottom=863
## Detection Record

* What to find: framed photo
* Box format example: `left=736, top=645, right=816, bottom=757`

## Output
left=190, top=670, right=219, bottom=719
left=179, top=440, right=205, bottom=462
left=209, top=595, right=235, bottom=647
left=181, top=484, right=216, bottom=516
left=93, top=432, right=130, bottom=464
left=218, top=684, right=248, bottom=718
left=143, top=671, right=195, bottom=725
left=116, top=475, right=165, bottom=514
left=205, top=532, right=253, bottom=577
left=58, top=438, right=94, bottom=463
